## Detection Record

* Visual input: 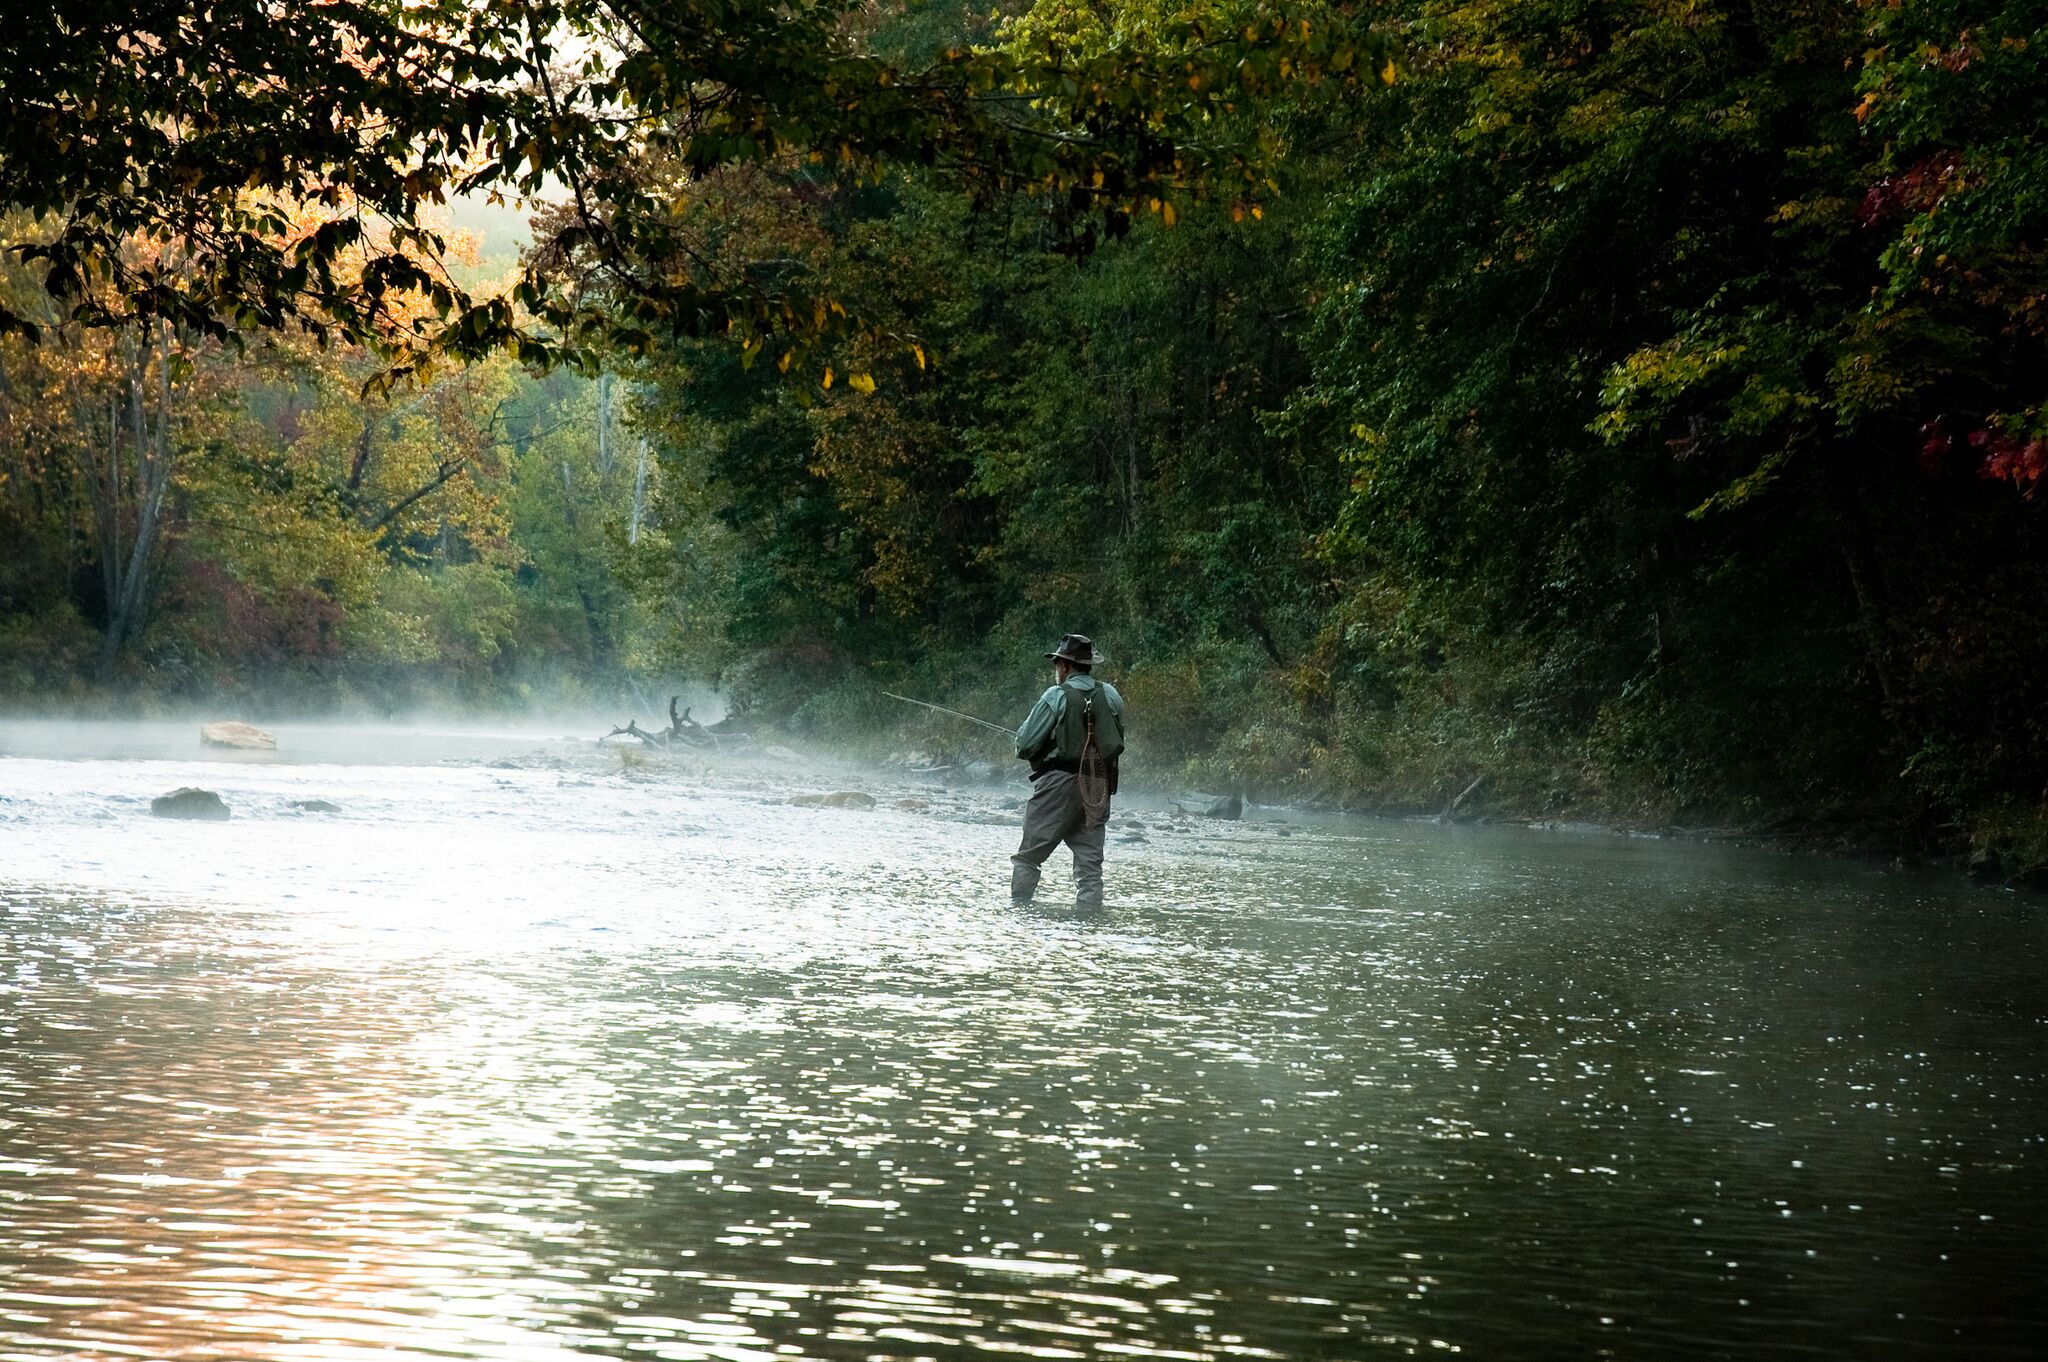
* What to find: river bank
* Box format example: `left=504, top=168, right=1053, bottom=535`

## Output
left=838, top=703, right=2048, bottom=898
left=5, top=689, right=2041, bottom=896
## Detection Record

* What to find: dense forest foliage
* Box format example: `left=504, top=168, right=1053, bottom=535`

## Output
left=3, top=0, right=2045, bottom=874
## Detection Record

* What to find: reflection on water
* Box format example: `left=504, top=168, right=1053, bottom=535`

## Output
left=2, top=722, right=2044, bottom=1359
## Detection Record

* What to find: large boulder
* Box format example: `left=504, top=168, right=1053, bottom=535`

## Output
left=200, top=721, right=276, bottom=751
left=1173, top=792, right=1243, bottom=820
left=153, top=788, right=230, bottom=821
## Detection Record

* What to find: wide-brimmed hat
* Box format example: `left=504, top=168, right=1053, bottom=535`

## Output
left=1045, top=633, right=1097, bottom=665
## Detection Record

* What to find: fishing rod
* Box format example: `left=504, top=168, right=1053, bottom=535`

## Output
left=882, top=691, right=1012, bottom=736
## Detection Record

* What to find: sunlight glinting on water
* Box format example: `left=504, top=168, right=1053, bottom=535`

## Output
left=3, top=722, right=2045, bottom=1359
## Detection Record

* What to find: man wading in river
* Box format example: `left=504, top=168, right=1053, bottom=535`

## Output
left=1012, top=634, right=1127, bottom=909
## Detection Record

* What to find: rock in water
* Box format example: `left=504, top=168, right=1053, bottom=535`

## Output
left=153, top=788, right=230, bottom=821
left=1172, top=792, right=1244, bottom=820
left=789, top=791, right=877, bottom=809
left=291, top=799, right=342, bottom=813
left=200, top=721, right=276, bottom=751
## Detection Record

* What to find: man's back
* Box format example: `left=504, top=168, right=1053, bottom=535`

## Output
left=1018, top=674, right=1126, bottom=768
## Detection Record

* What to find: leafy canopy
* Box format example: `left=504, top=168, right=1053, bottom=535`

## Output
left=1, top=1, right=1379, bottom=378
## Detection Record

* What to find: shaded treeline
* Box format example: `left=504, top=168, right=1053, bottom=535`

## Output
left=633, top=0, right=2048, bottom=868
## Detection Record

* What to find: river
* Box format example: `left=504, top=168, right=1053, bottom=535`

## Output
left=1, top=719, right=2042, bottom=1360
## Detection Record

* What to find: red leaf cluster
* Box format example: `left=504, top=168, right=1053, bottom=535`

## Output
left=1971, top=428, right=2047, bottom=498
left=1915, top=417, right=2045, bottom=497
left=1856, top=150, right=1963, bottom=229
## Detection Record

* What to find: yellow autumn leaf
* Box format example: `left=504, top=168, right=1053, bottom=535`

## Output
left=1381, top=57, right=1398, bottom=85
left=1161, top=199, right=1177, bottom=227
left=912, top=344, right=926, bottom=370
left=822, top=367, right=834, bottom=390
left=848, top=372, right=876, bottom=394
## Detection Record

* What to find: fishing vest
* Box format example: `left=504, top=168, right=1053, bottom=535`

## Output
left=1052, top=678, right=1125, bottom=763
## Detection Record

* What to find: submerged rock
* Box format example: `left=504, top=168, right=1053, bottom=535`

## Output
left=761, top=744, right=802, bottom=762
left=152, top=788, right=230, bottom=821
left=291, top=799, right=342, bottom=813
left=894, top=798, right=930, bottom=812
left=200, top=721, right=276, bottom=751
left=790, top=791, right=877, bottom=809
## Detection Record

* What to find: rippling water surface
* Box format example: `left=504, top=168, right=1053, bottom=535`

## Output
left=2, top=719, right=2043, bottom=1360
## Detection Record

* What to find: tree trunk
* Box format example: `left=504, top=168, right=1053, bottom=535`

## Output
left=596, top=372, right=614, bottom=484
left=96, top=392, right=121, bottom=618
left=96, top=324, right=174, bottom=681
left=629, top=437, right=650, bottom=545
left=1822, top=474, right=1900, bottom=714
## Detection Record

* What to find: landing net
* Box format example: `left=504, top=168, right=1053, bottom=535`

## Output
left=1078, top=706, right=1111, bottom=828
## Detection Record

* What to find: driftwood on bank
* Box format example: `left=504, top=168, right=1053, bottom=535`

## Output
left=602, top=696, right=751, bottom=753
left=1439, top=773, right=1486, bottom=823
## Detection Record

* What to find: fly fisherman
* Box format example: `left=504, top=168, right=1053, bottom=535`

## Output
left=1011, top=634, right=1127, bottom=909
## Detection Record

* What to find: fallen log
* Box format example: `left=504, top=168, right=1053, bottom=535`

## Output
left=601, top=697, right=746, bottom=752
left=668, top=696, right=716, bottom=748
left=1439, top=774, right=1486, bottom=823
left=602, top=720, right=675, bottom=748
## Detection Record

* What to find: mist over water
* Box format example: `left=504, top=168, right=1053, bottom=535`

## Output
left=2, top=719, right=2044, bottom=1360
